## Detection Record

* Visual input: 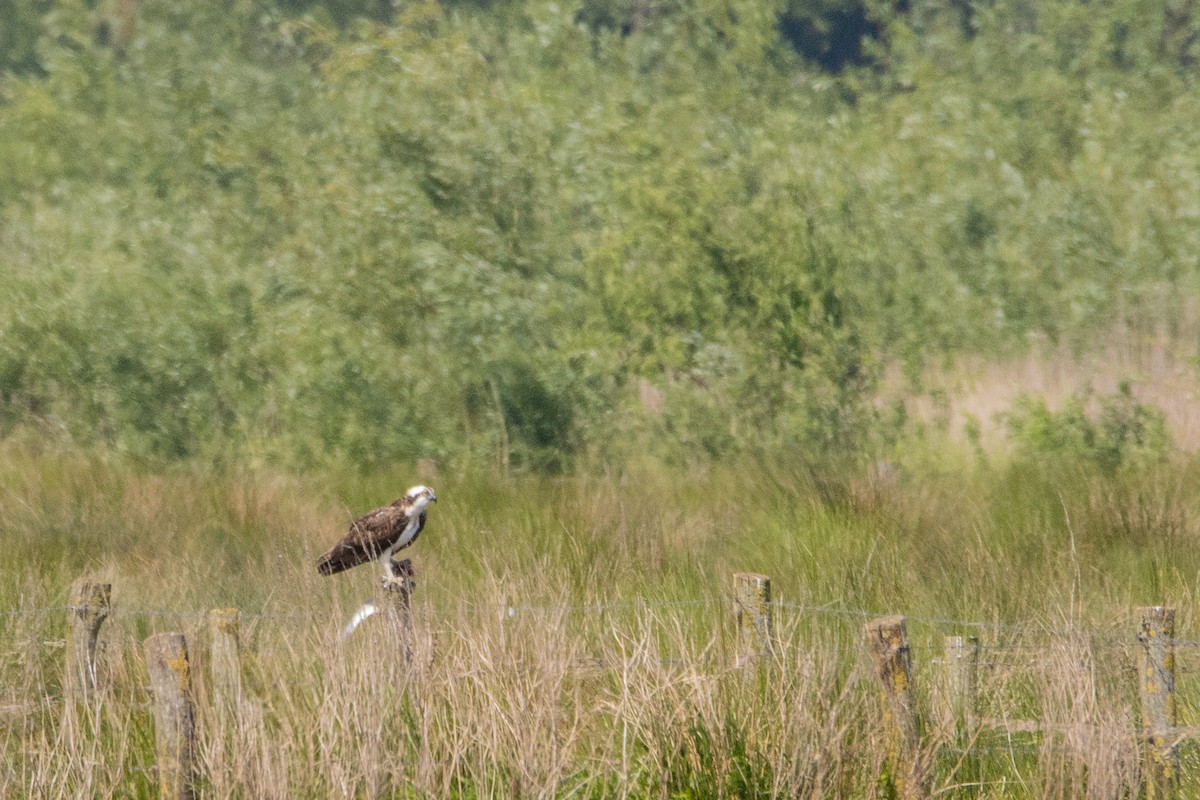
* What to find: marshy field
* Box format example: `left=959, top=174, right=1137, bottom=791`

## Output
left=6, top=0, right=1200, bottom=795
left=5, top=436, right=1200, bottom=798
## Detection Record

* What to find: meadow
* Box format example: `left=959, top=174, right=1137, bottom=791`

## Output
left=5, top=434, right=1200, bottom=798
left=5, top=0, right=1200, bottom=795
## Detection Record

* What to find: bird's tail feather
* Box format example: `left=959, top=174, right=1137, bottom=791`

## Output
left=317, top=552, right=350, bottom=576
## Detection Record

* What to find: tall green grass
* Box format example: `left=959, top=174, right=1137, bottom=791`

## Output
left=4, top=442, right=1200, bottom=796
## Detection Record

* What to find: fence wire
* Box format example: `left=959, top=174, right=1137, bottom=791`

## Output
left=2, top=597, right=1190, bottom=651
left=8, top=592, right=1200, bottom=771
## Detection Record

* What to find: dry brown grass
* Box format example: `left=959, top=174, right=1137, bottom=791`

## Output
left=2, top=578, right=885, bottom=798
left=903, top=327, right=1200, bottom=452
left=1, top=572, right=1184, bottom=799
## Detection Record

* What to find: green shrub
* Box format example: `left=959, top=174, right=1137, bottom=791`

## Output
left=1002, top=382, right=1170, bottom=470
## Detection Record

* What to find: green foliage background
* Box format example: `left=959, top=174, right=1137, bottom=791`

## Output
left=1, top=0, right=1198, bottom=472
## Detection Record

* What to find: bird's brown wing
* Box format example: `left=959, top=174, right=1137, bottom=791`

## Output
left=317, top=503, right=407, bottom=576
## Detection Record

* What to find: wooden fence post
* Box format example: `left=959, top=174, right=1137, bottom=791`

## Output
left=1137, top=606, right=1178, bottom=800
left=733, top=573, right=773, bottom=666
left=864, top=615, right=927, bottom=800
left=143, top=632, right=196, bottom=800
left=208, top=608, right=241, bottom=716
left=381, top=558, right=416, bottom=663
left=65, top=579, right=111, bottom=705
left=942, top=635, right=979, bottom=736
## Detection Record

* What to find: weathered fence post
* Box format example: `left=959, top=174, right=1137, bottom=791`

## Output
left=1137, top=606, right=1178, bottom=800
left=65, top=579, right=112, bottom=705
left=942, top=635, right=979, bottom=736
left=381, top=558, right=416, bottom=663
left=864, top=615, right=927, bottom=800
left=208, top=608, right=241, bottom=716
left=733, top=573, right=773, bottom=666
left=143, top=632, right=197, bottom=800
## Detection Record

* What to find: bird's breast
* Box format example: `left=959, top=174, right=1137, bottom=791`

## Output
left=395, top=516, right=421, bottom=546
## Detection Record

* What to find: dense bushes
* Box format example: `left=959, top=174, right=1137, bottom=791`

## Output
left=1004, top=383, right=1171, bottom=471
left=0, top=0, right=1197, bottom=471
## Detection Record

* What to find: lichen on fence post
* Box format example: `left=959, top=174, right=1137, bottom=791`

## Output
left=733, top=572, right=773, bottom=666
left=143, top=632, right=197, bottom=800
left=65, top=579, right=112, bottom=705
left=864, top=614, right=928, bottom=800
left=1137, top=606, right=1178, bottom=800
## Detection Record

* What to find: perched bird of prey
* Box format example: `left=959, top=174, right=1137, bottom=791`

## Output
left=317, top=485, right=437, bottom=580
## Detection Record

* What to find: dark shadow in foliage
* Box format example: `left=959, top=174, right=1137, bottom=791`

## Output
left=467, top=360, right=576, bottom=473
left=777, top=0, right=902, bottom=72
left=569, top=0, right=895, bottom=71
left=1, top=0, right=53, bottom=75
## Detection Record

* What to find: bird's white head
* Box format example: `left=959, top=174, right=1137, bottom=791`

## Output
left=405, top=485, right=437, bottom=512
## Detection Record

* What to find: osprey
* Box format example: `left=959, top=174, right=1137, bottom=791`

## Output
left=317, top=485, right=437, bottom=580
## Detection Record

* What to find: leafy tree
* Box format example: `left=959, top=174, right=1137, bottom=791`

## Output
left=0, top=0, right=54, bottom=74
left=1, top=0, right=1197, bottom=473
